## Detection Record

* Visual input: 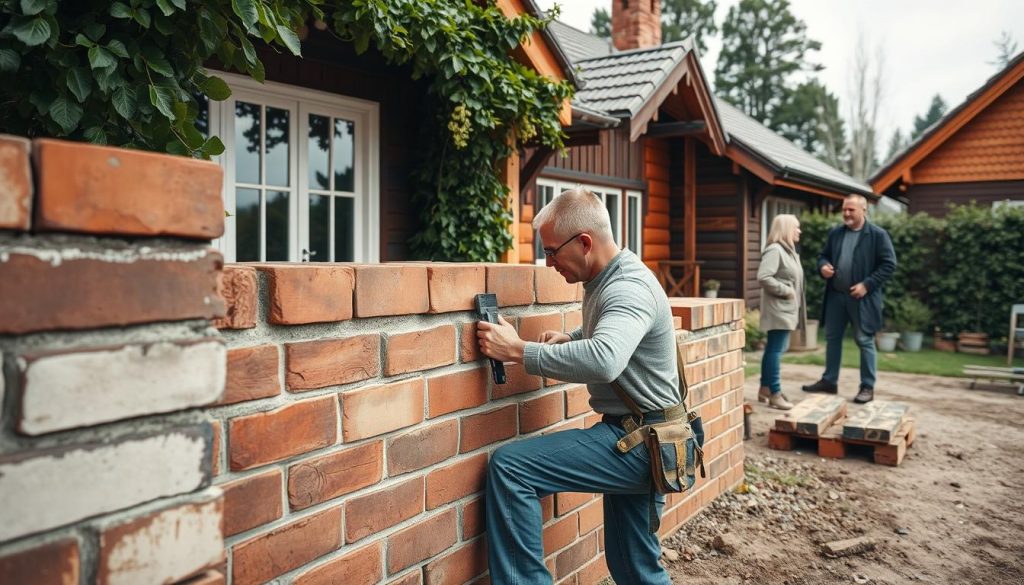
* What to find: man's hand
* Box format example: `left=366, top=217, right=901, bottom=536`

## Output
left=850, top=283, right=868, bottom=299
left=539, top=331, right=571, bottom=344
left=820, top=263, right=835, bottom=278
left=477, top=315, right=526, bottom=363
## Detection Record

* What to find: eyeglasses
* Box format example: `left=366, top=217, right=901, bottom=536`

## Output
left=543, top=233, right=583, bottom=259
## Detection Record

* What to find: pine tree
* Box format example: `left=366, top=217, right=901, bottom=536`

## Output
left=771, top=78, right=846, bottom=166
left=661, top=0, right=718, bottom=53
left=911, top=94, right=947, bottom=139
left=885, top=129, right=909, bottom=164
left=590, top=7, right=611, bottom=38
left=990, top=31, right=1019, bottom=69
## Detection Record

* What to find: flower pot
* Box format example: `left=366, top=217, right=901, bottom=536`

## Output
left=957, top=331, right=991, bottom=355
left=876, top=332, right=899, bottom=352
left=933, top=333, right=957, bottom=352
left=790, top=319, right=819, bottom=351
left=704, top=290, right=718, bottom=298
left=900, top=331, right=924, bottom=352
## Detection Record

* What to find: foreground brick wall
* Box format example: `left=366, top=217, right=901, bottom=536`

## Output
left=0, top=136, right=745, bottom=585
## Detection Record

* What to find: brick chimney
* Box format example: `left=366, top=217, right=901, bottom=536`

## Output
left=611, top=0, right=662, bottom=50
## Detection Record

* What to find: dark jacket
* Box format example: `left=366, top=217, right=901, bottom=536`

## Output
left=816, top=221, right=897, bottom=335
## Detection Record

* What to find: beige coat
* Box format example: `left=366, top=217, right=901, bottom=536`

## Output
left=758, top=242, right=806, bottom=332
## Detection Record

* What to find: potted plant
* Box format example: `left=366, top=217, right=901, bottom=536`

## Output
left=703, top=279, right=721, bottom=298
left=744, top=309, right=767, bottom=350
left=876, top=319, right=900, bottom=352
left=894, top=297, right=931, bottom=352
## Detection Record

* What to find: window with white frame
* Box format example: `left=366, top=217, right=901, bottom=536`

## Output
left=207, top=73, right=379, bottom=263
left=761, top=196, right=806, bottom=249
left=534, top=179, right=643, bottom=263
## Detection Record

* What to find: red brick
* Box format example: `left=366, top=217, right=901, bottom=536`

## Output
left=543, top=515, right=578, bottom=556
left=578, top=498, right=603, bottom=535
left=229, top=396, right=337, bottom=471
left=177, top=570, right=225, bottom=585
left=345, top=477, right=424, bottom=543
left=535, top=266, right=577, bottom=303
left=222, top=469, right=283, bottom=536
left=576, top=555, right=610, bottom=585
left=427, top=367, right=488, bottom=418
left=388, top=420, right=458, bottom=476
left=555, top=531, right=598, bottom=579
left=293, top=541, right=382, bottom=585
left=541, top=495, right=555, bottom=522
left=555, top=492, right=592, bottom=516
left=387, top=509, right=457, bottom=574
left=0, top=538, right=79, bottom=585
left=519, top=391, right=565, bottom=433
left=257, top=264, right=354, bottom=324
left=461, top=497, right=485, bottom=539
left=0, top=249, right=223, bottom=335
left=341, top=378, right=424, bottom=441
left=34, top=138, right=223, bottom=239
left=389, top=571, right=423, bottom=585
left=221, top=345, right=279, bottom=405
left=288, top=441, right=383, bottom=510
left=460, top=322, right=485, bottom=363
left=486, top=264, right=534, bottom=306
left=424, top=538, right=487, bottom=585
left=426, top=453, right=488, bottom=509
left=386, top=325, right=456, bottom=375
left=285, top=334, right=380, bottom=391
left=0, top=134, right=32, bottom=231
left=427, top=264, right=486, bottom=313
left=565, top=310, right=582, bottom=332
left=354, top=264, right=429, bottom=317
left=213, top=265, right=257, bottom=330
left=518, top=312, right=563, bottom=343
left=232, top=507, right=342, bottom=585
left=460, top=405, right=516, bottom=453
left=565, top=385, right=591, bottom=417
left=211, top=420, right=222, bottom=476
left=492, top=363, right=542, bottom=399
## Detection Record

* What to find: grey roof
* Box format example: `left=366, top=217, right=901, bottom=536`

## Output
left=547, top=21, right=614, bottom=65
left=715, top=98, right=873, bottom=196
left=573, top=41, right=693, bottom=117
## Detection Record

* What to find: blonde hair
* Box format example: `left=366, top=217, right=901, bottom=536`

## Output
left=766, top=214, right=800, bottom=248
left=532, top=186, right=614, bottom=243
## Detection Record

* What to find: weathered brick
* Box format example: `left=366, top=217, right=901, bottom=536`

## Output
left=460, top=322, right=484, bottom=363
left=18, top=339, right=225, bottom=435
left=389, top=571, right=423, bottom=585
left=354, top=264, right=429, bottom=317
left=213, top=265, right=257, bottom=330
left=34, top=139, right=223, bottom=239
left=577, top=498, right=603, bottom=535
left=288, top=441, right=383, bottom=511
left=0, top=134, right=32, bottom=231
left=535, top=266, right=577, bottom=303
left=576, top=555, right=610, bottom=585
left=341, top=378, right=424, bottom=442
left=221, top=344, right=279, bottom=405
left=555, top=532, right=598, bottom=579
left=210, top=420, right=222, bottom=476
left=256, top=264, right=354, bottom=325
left=519, top=391, right=565, bottom=433
left=555, top=492, right=592, bottom=516
left=385, top=325, right=456, bottom=376
left=427, top=264, right=486, bottom=313
left=461, top=497, right=485, bottom=539
left=486, top=264, right=534, bottom=306
left=229, top=396, right=337, bottom=471
left=426, top=453, right=488, bottom=509
left=97, top=490, right=223, bottom=585
left=387, top=509, right=457, bottom=574
left=388, top=420, right=458, bottom=476
left=492, top=363, right=542, bottom=399
left=345, top=477, right=424, bottom=543
left=0, top=248, right=224, bottom=335
left=232, top=507, right=342, bottom=585
left=460, top=405, right=516, bottom=452
left=427, top=367, right=488, bottom=418
left=293, top=541, right=382, bottom=585
left=0, top=425, right=211, bottom=542
left=565, top=385, right=591, bottom=418
left=518, top=312, right=563, bottom=343
left=424, top=538, right=487, bottom=585
left=564, top=310, right=582, bottom=332
left=543, top=515, right=578, bottom=556
left=286, top=334, right=380, bottom=391
left=221, top=469, right=283, bottom=537
left=0, top=538, right=79, bottom=585
left=177, top=570, right=225, bottom=585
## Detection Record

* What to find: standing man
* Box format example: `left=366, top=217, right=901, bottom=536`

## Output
left=802, top=194, right=896, bottom=403
left=477, top=187, right=679, bottom=585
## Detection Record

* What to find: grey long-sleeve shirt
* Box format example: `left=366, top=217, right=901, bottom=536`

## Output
left=522, top=250, right=680, bottom=415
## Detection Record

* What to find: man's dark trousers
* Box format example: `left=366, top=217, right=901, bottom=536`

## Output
left=822, top=289, right=877, bottom=389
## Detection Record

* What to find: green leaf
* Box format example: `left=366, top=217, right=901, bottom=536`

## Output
left=145, top=55, right=174, bottom=77
left=88, top=46, right=116, bottom=69
left=170, top=0, right=186, bottom=9
left=20, top=0, right=48, bottom=16
left=84, top=126, right=108, bottom=144
left=112, top=85, right=137, bottom=118
left=106, top=39, right=129, bottom=58
left=132, top=8, right=152, bottom=29
left=182, top=124, right=205, bottom=149
left=74, top=33, right=94, bottom=47
left=148, top=84, right=176, bottom=119
left=201, top=135, right=226, bottom=157
left=66, top=67, right=92, bottom=102
left=110, top=2, right=132, bottom=18
left=275, top=24, right=301, bottom=55
left=155, top=0, right=175, bottom=16
left=0, top=49, right=20, bottom=72
left=10, top=16, right=52, bottom=46
left=231, top=0, right=259, bottom=30
left=49, top=96, right=83, bottom=133
left=83, top=22, right=106, bottom=42
left=200, top=76, right=231, bottom=101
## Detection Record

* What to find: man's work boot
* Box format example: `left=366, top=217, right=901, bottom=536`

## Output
left=853, top=386, right=874, bottom=404
left=801, top=379, right=838, bottom=394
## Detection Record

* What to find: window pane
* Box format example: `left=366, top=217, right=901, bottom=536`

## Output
left=308, top=114, right=330, bottom=190
left=606, top=193, right=620, bottom=243
left=309, top=194, right=330, bottom=262
left=628, top=197, right=639, bottom=253
left=265, top=107, right=290, bottom=187
left=266, top=190, right=290, bottom=261
left=333, top=119, right=355, bottom=192
left=235, top=102, right=261, bottom=184
left=334, top=196, right=355, bottom=262
left=236, top=188, right=260, bottom=262
left=194, top=94, right=209, bottom=137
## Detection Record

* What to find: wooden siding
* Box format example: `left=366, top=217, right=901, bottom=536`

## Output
left=644, top=138, right=672, bottom=271
left=746, top=187, right=762, bottom=311
left=692, top=142, right=743, bottom=299
left=907, top=180, right=1024, bottom=217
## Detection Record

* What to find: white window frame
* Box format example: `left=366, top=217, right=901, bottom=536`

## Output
left=761, top=196, right=807, bottom=250
left=533, top=179, right=642, bottom=264
left=210, top=72, right=380, bottom=263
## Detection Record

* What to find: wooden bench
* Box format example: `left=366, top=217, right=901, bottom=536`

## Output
left=964, top=365, right=1024, bottom=396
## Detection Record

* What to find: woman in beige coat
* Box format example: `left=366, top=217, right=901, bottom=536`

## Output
left=757, top=214, right=806, bottom=410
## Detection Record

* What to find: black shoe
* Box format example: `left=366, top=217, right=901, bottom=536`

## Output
left=801, top=379, right=838, bottom=394
left=853, top=386, right=874, bottom=404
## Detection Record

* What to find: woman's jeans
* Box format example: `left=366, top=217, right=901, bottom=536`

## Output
left=485, top=423, right=670, bottom=585
left=759, top=329, right=791, bottom=393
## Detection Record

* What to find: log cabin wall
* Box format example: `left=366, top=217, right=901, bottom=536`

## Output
left=692, top=141, right=744, bottom=299
left=906, top=180, right=1024, bottom=217
left=644, top=138, right=672, bottom=271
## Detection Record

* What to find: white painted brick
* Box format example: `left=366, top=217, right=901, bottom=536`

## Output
left=0, top=425, right=211, bottom=542
left=19, top=339, right=226, bottom=435
left=98, top=489, right=223, bottom=585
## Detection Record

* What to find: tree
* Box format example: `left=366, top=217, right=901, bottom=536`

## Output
left=771, top=78, right=846, bottom=167
left=661, top=0, right=717, bottom=53
left=885, top=128, right=909, bottom=163
left=911, top=94, right=946, bottom=139
left=714, top=0, right=822, bottom=128
left=846, top=37, right=884, bottom=182
left=590, top=7, right=610, bottom=38
left=990, top=30, right=1019, bottom=69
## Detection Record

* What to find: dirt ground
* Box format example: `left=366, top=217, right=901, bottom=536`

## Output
left=662, top=363, right=1024, bottom=585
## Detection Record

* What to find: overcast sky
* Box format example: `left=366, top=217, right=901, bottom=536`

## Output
left=536, top=0, right=1024, bottom=140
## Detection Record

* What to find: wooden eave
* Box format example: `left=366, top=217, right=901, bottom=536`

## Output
left=726, top=141, right=860, bottom=202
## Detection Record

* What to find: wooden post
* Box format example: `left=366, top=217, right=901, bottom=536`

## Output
left=683, top=137, right=697, bottom=295
left=499, top=146, right=521, bottom=264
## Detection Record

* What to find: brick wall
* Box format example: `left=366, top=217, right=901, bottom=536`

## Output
left=0, top=136, right=746, bottom=585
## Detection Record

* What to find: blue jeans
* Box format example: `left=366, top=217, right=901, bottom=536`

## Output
left=759, top=329, right=791, bottom=393
left=823, top=289, right=877, bottom=388
left=485, top=423, right=670, bottom=585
